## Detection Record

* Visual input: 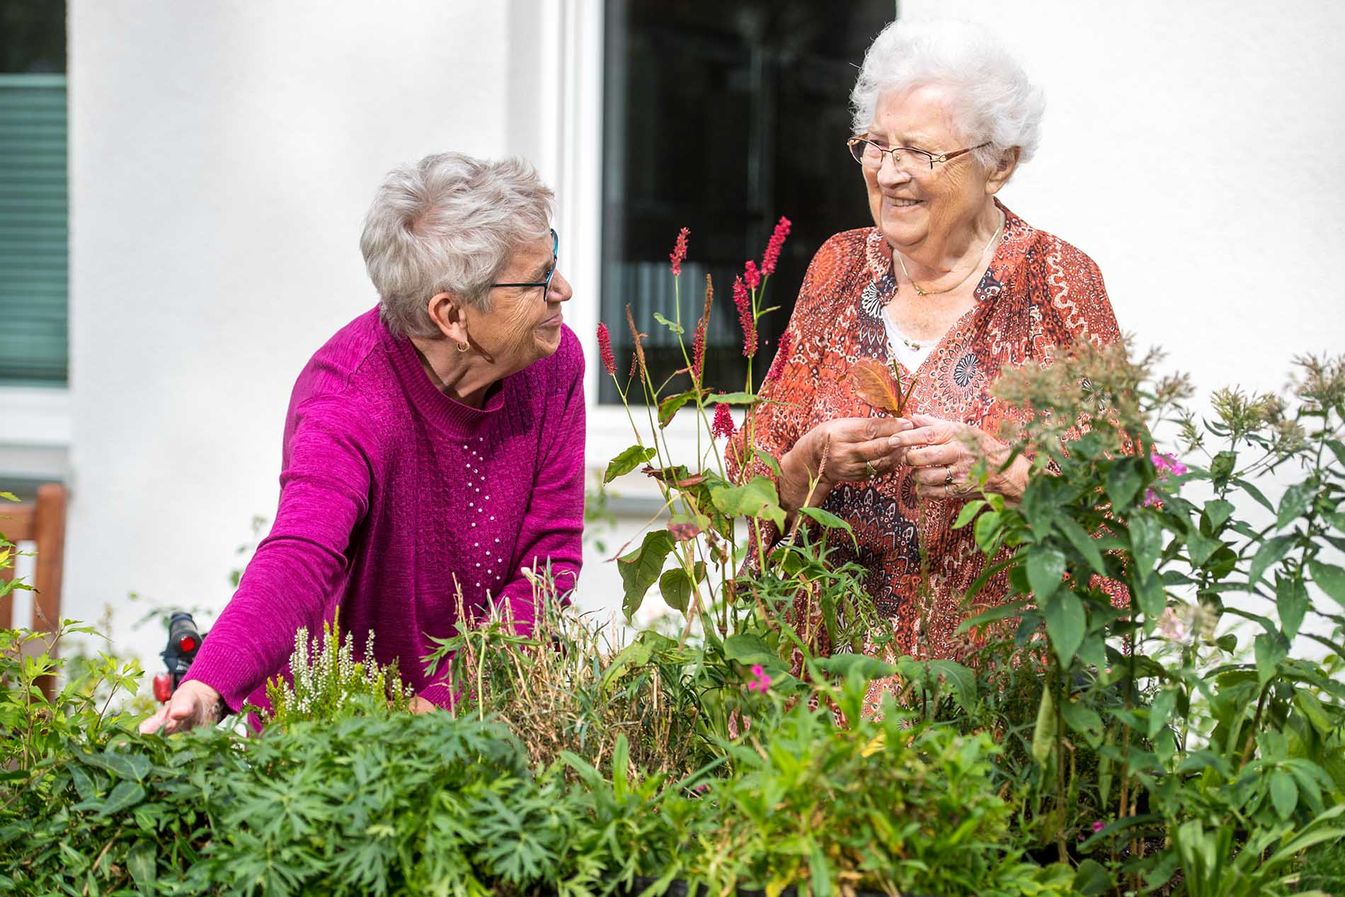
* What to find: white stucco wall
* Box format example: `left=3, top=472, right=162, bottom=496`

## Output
left=63, top=0, right=556, bottom=663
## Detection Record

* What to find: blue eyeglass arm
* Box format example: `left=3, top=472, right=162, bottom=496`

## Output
left=489, top=230, right=558, bottom=288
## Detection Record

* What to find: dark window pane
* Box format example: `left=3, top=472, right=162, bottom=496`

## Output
left=0, top=1, right=66, bottom=74
left=599, top=0, right=893, bottom=404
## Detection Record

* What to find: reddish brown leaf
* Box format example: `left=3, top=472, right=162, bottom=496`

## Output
left=850, top=358, right=902, bottom=413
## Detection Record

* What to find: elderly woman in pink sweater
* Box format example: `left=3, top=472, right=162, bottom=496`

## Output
left=141, top=152, right=585, bottom=733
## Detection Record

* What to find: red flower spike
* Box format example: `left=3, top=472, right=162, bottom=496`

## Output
left=765, top=329, right=792, bottom=384
left=596, top=322, right=617, bottom=376
left=712, top=402, right=735, bottom=440
left=669, top=226, right=690, bottom=277
left=761, top=216, right=791, bottom=277
left=733, top=275, right=757, bottom=357
left=744, top=259, right=761, bottom=290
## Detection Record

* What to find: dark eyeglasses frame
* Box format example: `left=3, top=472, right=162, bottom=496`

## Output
left=847, top=137, right=991, bottom=171
left=489, top=228, right=559, bottom=298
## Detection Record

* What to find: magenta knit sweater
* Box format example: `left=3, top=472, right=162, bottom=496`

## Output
left=183, top=308, right=586, bottom=711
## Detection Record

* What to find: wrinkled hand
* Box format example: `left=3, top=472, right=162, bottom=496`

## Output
left=889, top=413, right=1027, bottom=502
left=138, top=680, right=223, bottom=735
left=801, top=416, right=913, bottom=485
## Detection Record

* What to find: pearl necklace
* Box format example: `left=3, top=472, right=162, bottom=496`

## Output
left=895, top=212, right=1005, bottom=297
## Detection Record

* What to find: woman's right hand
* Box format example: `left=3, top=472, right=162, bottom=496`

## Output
left=138, top=680, right=223, bottom=735
left=778, top=417, right=910, bottom=511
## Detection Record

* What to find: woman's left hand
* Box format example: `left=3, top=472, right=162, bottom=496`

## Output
left=888, top=413, right=1029, bottom=502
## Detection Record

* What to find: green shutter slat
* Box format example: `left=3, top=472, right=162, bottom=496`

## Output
left=0, top=76, right=68, bottom=385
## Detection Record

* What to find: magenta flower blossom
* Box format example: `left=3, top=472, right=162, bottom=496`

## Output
left=1145, top=450, right=1189, bottom=506
left=761, top=216, right=791, bottom=277
left=669, top=226, right=690, bottom=277
left=743, top=259, right=761, bottom=290
left=746, top=663, right=772, bottom=693
left=596, top=322, right=616, bottom=376
left=733, top=275, right=757, bottom=357
left=712, top=402, right=735, bottom=440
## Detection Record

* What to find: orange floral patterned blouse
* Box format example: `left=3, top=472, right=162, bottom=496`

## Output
left=742, top=202, right=1122, bottom=660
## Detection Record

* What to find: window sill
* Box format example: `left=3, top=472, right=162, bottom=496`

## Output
left=0, top=386, right=71, bottom=483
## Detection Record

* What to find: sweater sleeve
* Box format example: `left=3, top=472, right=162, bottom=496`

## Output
left=499, top=331, right=586, bottom=631
left=181, top=399, right=371, bottom=712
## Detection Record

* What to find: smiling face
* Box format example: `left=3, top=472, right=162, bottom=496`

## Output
left=465, top=230, right=572, bottom=373
left=861, top=83, right=1006, bottom=256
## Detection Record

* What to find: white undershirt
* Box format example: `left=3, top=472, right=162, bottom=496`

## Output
left=882, top=310, right=937, bottom=372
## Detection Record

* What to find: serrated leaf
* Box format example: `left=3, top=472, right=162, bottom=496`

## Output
left=618, top=530, right=675, bottom=617
left=1249, top=535, right=1294, bottom=585
left=1309, top=559, right=1345, bottom=608
left=1269, top=770, right=1298, bottom=820
left=849, top=357, right=903, bottom=414
left=604, top=445, right=656, bottom=484
left=1032, top=687, right=1056, bottom=767
left=1042, top=591, right=1085, bottom=666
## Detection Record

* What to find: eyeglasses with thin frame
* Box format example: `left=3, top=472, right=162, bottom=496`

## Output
left=489, top=228, right=559, bottom=299
left=847, top=137, right=991, bottom=172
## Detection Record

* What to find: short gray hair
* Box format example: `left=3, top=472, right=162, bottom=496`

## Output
left=360, top=152, right=555, bottom=338
left=850, top=19, right=1045, bottom=169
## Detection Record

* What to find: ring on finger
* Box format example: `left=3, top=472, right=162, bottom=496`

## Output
left=864, top=459, right=878, bottom=479
left=943, top=466, right=955, bottom=487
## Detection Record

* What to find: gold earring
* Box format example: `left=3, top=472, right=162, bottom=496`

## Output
left=456, top=342, right=469, bottom=353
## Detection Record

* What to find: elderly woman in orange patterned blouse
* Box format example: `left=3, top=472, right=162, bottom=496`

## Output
left=745, top=19, right=1121, bottom=660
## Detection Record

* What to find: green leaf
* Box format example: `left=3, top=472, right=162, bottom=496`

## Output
left=658, top=567, right=693, bottom=612
left=973, top=510, right=1002, bottom=550
left=1073, top=859, right=1114, bottom=897
left=1275, top=574, right=1309, bottom=641
left=127, top=840, right=157, bottom=892
left=617, top=530, right=675, bottom=617
left=1027, top=548, right=1067, bottom=602
left=1308, top=559, right=1345, bottom=608
left=1254, top=632, right=1289, bottom=686
left=1057, top=517, right=1106, bottom=576
left=1031, top=687, right=1056, bottom=767
left=710, top=477, right=786, bottom=530
left=1233, top=475, right=1274, bottom=513
left=1202, top=498, right=1236, bottom=531
left=657, top=389, right=702, bottom=428
left=652, top=311, right=683, bottom=334
left=1060, top=699, right=1104, bottom=747
left=99, top=780, right=146, bottom=816
left=82, top=750, right=151, bottom=782
left=1148, top=689, right=1176, bottom=739
left=1129, top=513, right=1162, bottom=574
left=809, top=842, right=831, bottom=897
left=604, top=445, right=656, bottom=484
left=1269, top=770, right=1298, bottom=821
left=1249, top=535, right=1295, bottom=585
left=1043, top=591, right=1085, bottom=666
left=1135, top=573, right=1166, bottom=620
left=952, top=499, right=986, bottom=530
left=706, top=391, right=758, bottom=406
left=1276, top=483, right=1313, bottom=530
left=1210, top=450, right=1237, bottom=486
left=722, top=633, right=775, bottom=667
left=797, top=506, right=852, bottom=532
left=1106, top=461, right=1143, bottom=508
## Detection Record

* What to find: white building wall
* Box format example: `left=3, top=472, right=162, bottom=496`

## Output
left=63, top=0, right=553, bottom=663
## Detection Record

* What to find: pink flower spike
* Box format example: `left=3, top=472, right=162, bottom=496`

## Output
left=760, top=216, right=791, bottom=277
left=669, top=227, right=690, bottom=277
left=744, top=259, right=761, bottom=290
left=596, top=322, right=616, bottom=376
left=746, top=663, right=772, bottom=693
left=712, top=402, right=735, bottom=440
left=733, top=275, right=757, bottom=357
left=1151, top=451, right=1189, bottom=477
